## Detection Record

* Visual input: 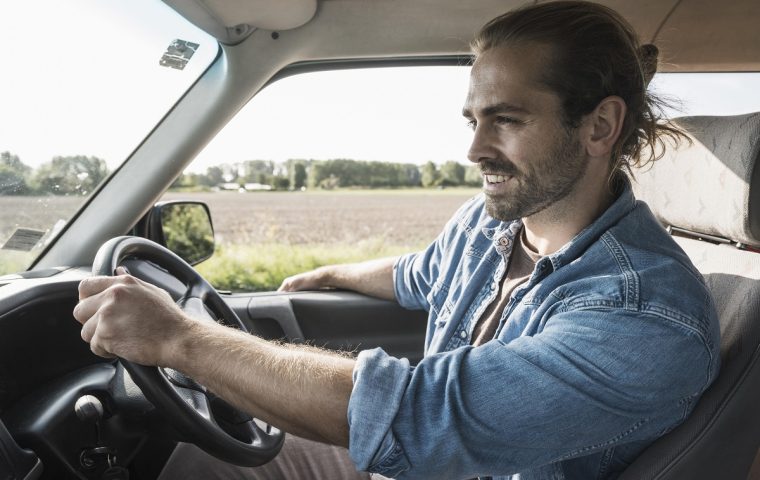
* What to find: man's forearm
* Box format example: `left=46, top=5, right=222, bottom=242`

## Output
left=171, top=320, right=355, bottom=446
left=282, top=256, right=398, bottom=300
left=320, top=256, right=397, bottom=300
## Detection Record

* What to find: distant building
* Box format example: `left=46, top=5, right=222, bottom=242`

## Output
left=244, top=183, right=273, bottom=191
left=217, top=182, right=273, bottom=192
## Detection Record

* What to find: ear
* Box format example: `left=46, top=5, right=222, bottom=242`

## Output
left=582, top=95, right=627, bottom=158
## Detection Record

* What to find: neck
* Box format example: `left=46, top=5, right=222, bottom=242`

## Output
left=522, top=169, right=617, bottom=256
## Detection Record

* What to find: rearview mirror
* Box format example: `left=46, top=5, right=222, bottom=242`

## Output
left=142, top=201, right=215, bottom=266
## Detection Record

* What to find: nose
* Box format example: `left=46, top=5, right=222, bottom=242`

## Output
left=467, top=123, right=496, bottom=165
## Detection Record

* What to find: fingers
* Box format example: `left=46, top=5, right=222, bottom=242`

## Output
left=79, top=275, right=121, bottom=300
left=279, top=269, right=332, bottom=292
left=78, top=311, right=117, bottom=359
left=278, top=273, right=312, bottom=292
left=79, top=267, right=139, bottom=300
left=277, top=276, right=297, bottom=292
left=75, top=273, right=137, bottom=324
left=89, top=331, right=117, bottom=359
left=75, top=271, right=136, bottom=358
left=75, top=286, right=112, bottom=358
left=73, top=293, right=104, bottom=326
left=115, top=266, right=130, bottom=276
left=79, top=310, right=98, bottom=342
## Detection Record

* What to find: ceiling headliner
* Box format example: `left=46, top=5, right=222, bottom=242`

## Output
left=164, top=0, right=760, bottom=72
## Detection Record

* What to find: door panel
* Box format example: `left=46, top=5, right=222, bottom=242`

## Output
left=226, top=291, right=428, bottom=364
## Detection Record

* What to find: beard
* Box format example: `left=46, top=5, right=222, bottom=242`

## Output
left=482, top=130, right=588, bottom=222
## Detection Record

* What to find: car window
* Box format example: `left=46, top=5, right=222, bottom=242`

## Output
left=0, top=0, right=218, bottom=276
left=166, top=68, right=760, bottom=293
left=164, top=66, right=480, bottom=292
left=651, top=72, right=760, bottom=117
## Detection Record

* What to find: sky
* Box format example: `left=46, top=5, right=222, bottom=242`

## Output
left=188, top=67, right=474, bottom=173
left=0, top=0, right=217, bottom=170
left=2, top=1, right=760, bottom=174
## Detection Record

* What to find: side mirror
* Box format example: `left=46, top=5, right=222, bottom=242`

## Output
left=141, top=201, right=215, bottom=266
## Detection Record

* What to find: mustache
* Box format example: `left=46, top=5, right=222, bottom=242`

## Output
left=478, top=159, right=520, bottom=177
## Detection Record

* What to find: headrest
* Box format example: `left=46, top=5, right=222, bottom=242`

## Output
left=632, top=112, right=760, bottom=247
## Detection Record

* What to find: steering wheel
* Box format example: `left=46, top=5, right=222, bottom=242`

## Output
left=92, top=236, right=284, bottom=467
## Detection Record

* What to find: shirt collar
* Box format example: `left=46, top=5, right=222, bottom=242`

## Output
left=479, top=176, right=636, bottom=270
left=545, top=175, right=636, bottom=270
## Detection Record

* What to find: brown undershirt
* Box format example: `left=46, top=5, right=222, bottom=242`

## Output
left=471, top=228, right=543, bottom=346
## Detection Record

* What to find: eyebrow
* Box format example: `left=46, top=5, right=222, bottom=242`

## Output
left=462, top=102, right=530, bottom=118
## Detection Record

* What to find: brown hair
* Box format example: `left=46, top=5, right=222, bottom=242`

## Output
left=471, top=1, right=687, bottom=180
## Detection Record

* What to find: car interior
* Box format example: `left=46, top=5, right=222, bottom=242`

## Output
left=1, top=0, right=759, bottom=479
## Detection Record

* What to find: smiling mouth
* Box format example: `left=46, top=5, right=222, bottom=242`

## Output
left=484, top=174, right=513, bottom=184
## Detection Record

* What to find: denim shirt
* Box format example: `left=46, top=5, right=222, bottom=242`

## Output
left=346, top=181, right=720, bottom=480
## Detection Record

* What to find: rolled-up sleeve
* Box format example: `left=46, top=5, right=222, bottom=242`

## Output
left=347, top=309, right=716, bottom=479
left=348, top=348, right=413, bottom=477
left=393, top=247, right=441, bottom=311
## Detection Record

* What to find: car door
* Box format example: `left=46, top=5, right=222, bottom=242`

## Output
left=227, top=290, right=428, bottom=363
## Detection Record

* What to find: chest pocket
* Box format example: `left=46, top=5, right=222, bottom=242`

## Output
left=427, top=281, right=454, bottom=328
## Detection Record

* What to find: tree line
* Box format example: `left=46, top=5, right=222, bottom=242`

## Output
left=0, top=151, right=108, bottom=196
left=0, top=151, right=481, bottom=196
left=172, top=158, right=482, bottom=191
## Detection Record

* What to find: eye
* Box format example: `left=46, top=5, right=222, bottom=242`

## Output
left=465, top=119, right=477, bottom=130
left=495, top=115, right=519, bottom=125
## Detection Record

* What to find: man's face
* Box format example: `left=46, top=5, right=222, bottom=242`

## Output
left=463, top=43, right=588, bottom=222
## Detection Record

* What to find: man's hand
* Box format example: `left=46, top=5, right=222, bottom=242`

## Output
left=73, top=267, right=190, bottom=366
left=278, top=267, right=331, bottom=292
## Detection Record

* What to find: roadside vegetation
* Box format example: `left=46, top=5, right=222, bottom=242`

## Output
left=196, top=240, right=422, bottom=292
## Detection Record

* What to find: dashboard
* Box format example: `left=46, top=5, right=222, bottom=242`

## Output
left=0, top=269, right=174, bottom=479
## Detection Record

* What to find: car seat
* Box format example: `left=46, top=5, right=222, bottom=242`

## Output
left=621, top=112, right=760, bottom=479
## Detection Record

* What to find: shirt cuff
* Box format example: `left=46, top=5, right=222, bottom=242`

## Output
left=347, top=347, right=412, bottom=477
left=392, top=253, right=423, bottom=311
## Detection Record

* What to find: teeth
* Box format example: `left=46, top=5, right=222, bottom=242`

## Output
left=485, top=174, right=508, bottom=183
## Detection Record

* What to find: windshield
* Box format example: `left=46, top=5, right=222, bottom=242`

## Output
left=0, top=0, right=217, bottom=275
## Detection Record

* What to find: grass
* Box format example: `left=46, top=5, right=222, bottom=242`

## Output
left=0, top=251, right=33, bottom=277
left=195, top=239, right=426, bottom=292
left=1, top=240, right=424, bottom=287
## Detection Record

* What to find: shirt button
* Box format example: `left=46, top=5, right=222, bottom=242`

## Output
left=459, top=331, right=467, bottom=339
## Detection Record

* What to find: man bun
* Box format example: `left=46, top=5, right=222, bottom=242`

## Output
left=639, top=44, right=659, bottom=86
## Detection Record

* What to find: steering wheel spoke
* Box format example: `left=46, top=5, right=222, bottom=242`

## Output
left=178, top=296, right=219, bottom=325
left=179, top=384, right=214, bottom=422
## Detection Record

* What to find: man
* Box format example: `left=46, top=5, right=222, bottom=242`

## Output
left=74, top=2, right=720, bottom=479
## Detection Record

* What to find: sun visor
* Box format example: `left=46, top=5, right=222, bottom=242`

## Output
left=163, top=0, right=318, bottom=44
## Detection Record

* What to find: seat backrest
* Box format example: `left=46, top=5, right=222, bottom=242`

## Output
left=621, top=112, right=760, bottom=479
